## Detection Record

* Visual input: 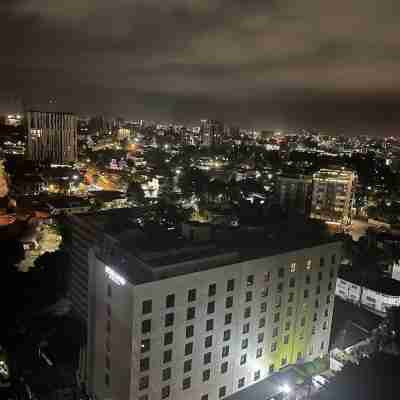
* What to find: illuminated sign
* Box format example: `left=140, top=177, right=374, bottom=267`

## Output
left=105, top=266, right=126, bottom=286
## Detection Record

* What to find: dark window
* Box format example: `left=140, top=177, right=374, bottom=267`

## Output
left=184, top=359, right=192, bottom=373
left=222, top=345, right=229, bottom=358
left=142, top=300, right=152, bottom=314
left=257, top=333, right=264, bottom=343
left=287, top=307, right=293, bottom=317
left=240, top=354, right=247, bottom=365
left=141, top=339, right=150, bottom=353
left=324, top=308, right=329, bottom=317
left=321, top=341, right=325, bottom=350
left=164, top=332, right=173, bottom=346
left=206, top=319, right=214, bottom=331
left=304, top=289, right=309, bottom=299
left=209, top=283, right=217, bottom=297
left=107, top=284, right=112, bottom=297
left=142, top=319, right=151, bottom=334
left=331, top=254, right=336, bottom=264
left=254, top=370, right=260, bottom=381
left=140, top=358, right=150, bottom=372
left=246, top=291, right=253, bottom=302
left=161, top=386, right=170, bottom=399
left=247, top=275, right=254, bottom=286
left=105, top=373, right=110, bottom=386
left=221, top=361, right=228, bottom=374
left=330, top=268, right=335, bottom=279
left=223, top=330, right=231, bottom=341
left=182, top=377, right=191, bottom=390
left=315, top=299, right=319, bottom=308
left=328, top=282, right=333, bottom=291
left=186, top=325, right=194, bottom=338
left=139, top=376, right=149, bottom=390
left=274, top=312, right=280, bottom=323
left=105, top=355, right=110, bottom=369
left=323, top=321, right=327, bottom=330
left=316, top=286, right=321, bottom=295
left=238, top=377, right=245, bottom=388
left=225, top=296, right=233, bottom=308
left=243, top=322, right=250, bottom=333
left=297, top=352, right=302, bottom=361
left=256, top=348, right=263, bottom=358
left=283, top=335, right=289, bottom=344
left=259, top=318, right=265, bottom=328
left=241, top=338, right=248, bottom=349
left=205, top=335, right=213, bottom=348
left=185, top=342, right=193, bottom=356
left=320, top=257, right=325, bottom=267
left=269, top=364, right=275, bottom=373
left=277, top=283, right=283, bottom=293
left=203, top=369, right=210, bottom=382
left=107, top=303, right=111, bottom=317
left=260, top=302, right=267, bottom=313
left=281, top=357, right=287, bottom=366
left=106, top=320, right=111, bottom=334
left=301, top=317, right=306, bottom=327
left=313, top=312, right=317, bottom=322
left=162, top=367, right=171, bottom=381
left=272, top=327, right=278, bottom=337
left=289, top=278, right=295, bottom=288
left=278, top=267, right=284, bottom=278
left=225, top=313, right=232, bottom=325
left=165, top=313, right=174, bottom=327
left=318, top=271, right=323, bottom=281
left=166, top=294, right=175, bottom=308
left=264, top=271, right=272, bottom=282
left=244, top=307, right=251, bottom=318
left=305, top=275, right=311, bottom=284
left=285, top=321, right=291, bottom=331
left=201, top=395, right=208, bottom=400
left=288, top=292, right=294, bottom=303
left=227, top=279, right=235, bottom=292
left=261, top=287, right=268, bottom=297
left=163, top=350, right=172, bottom=363
left=219, top=386, right=226, bottom=398
left=207, top=301, right=215, bottom=314
left=327, top=295, right=331, bottom=304
left=204, top=352, right=212, bottom=364
left=186, top=307, right=195, bottom=321
left=188, top=288, right=196, bottom=302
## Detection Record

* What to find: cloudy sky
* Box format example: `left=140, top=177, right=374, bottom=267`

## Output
left=1, top=0, right=400, bottom=133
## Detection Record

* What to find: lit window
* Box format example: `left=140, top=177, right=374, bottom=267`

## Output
left=290, top=262, right=296, bottom=273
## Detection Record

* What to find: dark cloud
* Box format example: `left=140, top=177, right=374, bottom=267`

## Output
left=1, top=0, right=400, bottom=133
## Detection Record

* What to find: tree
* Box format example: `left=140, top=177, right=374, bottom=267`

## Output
left=127, top=181, right=145, bottom=204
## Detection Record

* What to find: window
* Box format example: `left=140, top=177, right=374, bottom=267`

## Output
left=209, top=283, right=216, bottom=297
left=139, top=376, right=149, bottom=390
left=285, top=321, right=291, bottom=331
left=106, top=320, right=111, bottom=334
left=205, top=335, right=213, bottom=348
left=225, top=313, right=232, bottom=325
left=269, top=364, right=275, bottom=374
left=256, top=348, right=263, bottom=358
left=275, top=295, right=282, bottom=308
left=164, top=332, right=173, bottom=346
left=142, top=319, right=151, bottom=334
left=323, top=321, right=327, bottom=330
left=142, top=300, right=152, bottom=315
left=271, top=342, right=277, bottom=352
left=240, top=354, right=247, bottom=365
left=321, top=341, right=325, bottom=350
left=107, top=303, right=111, bottom=317
left=185, top=342, right=193, bottom=356
left=306, top=259, right=312, bottom=270
left=246, top=291, right=253, bottom=302
left=328, top=282, right=333, bottom=291
left=326, top=295, right=331, bottom=304
left=305, top=275, right=311, bottom=284
left=186, top=307, right=195, bottom=321
left=163, top=349, right=172, bottom=363
left=222, top=345, right=229, bottom=358
left=315, top=299, right=319, bottom=308
left=188, top=288, right=196, bottom=302
left=166, top=294, right=175, bottom=308
left=223, top=330, right=231, bottom=341
left=278, top=267, right=284, bottom=278
left=140, top=358, right=149, bottom=372
left=107, top=284, right=112, bottom=297
left=241, top=338, right=248, bottom=349
left=324, top=308, right=329, bottom=317
left=313, top=312, right=317, bottom=322
left=201, top=395, right=208, bottom=400
left=261, top=287, right=268, bottom=298
left=203, top=369, right=210, bottom=382
left=274, top=312, right=280, bottom=323
left=259, top=318, right=265, bottom=328
left=300, top=317, right=306, bottom=327
left=225, top=296, right=233, bottom=308
left=304, top=289, right=309, bottom=299
left=257, top=332, right=264, bottom=343
left=264, top=271, right=271, bottom=282
left=316, top=286, right=321, bottom=295
left=227, top=279, right=235, bottom=292
left=182, top=377, right=191, bottom=390
left=297, top=352, right=302, bottom=361
left=277, top=283, right=283, bottom=293
left=283, top=335, right=289, bottom=344
left=162, top=367, right=171, bottom=381
left=105, top=355, right=110, bottom=370
left=254, top=370, right=260, bottom=381
left=330, top=268, right=335, bottom=279
left=288, top=292, right=294, bottom=303
left=309, top=345, right=313, bottom=355
left=247, top=275, right=254, bottom=286
left=281, top=357, right=287, bottom=366
left=186, top=325, right=194, bottom=338
left=312, top=326, right=316, bottom=335
left=290, top=262, right=296, bottom=273
left=139, top=396, right=148, bottom=400
left=318, top=271, right=323, bottom=281
left=289, top=278, right=295, bottom=288
left=204, top=352, right=212, bottom=364
left=272, top=327, right=279, bottom=337
left=207, top=301, right=215, bottom=314
left=219, top=386, right=226, bottom=398
left=244, top=307, right=251, bottom=318
left=184, top=359, right=192, bottom=373
left=320, top=257, right=325, bottom=267
left=161, top=386, right=170, bottom=399
left=260, top=302, right=267, bottom=313
left=206, top=319, right=214, bottom=331
left=221, top=361, right=228, bottom=374
left=165, top=313, right=174, bottom=327
left=141, top=339, right=150, bottom=353
left=331, top=254, right=336, bottom=264
left=238, top=377, right=245, bottom=388
left=243, top=323, right=250, bottom=333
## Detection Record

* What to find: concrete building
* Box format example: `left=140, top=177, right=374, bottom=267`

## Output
left=86, top=222, right=342, bottom=400
left=276, top=174, right=313, bottom=215
left=310, top=168, right=356, bottom=225
left=25, top=110, right=78, bottom=163
left=200, top=119, right=224, bottom=147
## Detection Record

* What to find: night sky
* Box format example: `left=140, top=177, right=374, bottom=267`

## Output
left=1, top=0, right=400, bottom=133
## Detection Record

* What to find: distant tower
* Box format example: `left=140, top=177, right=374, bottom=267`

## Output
left=200, top=119, right=224, bottom=146
left=25, top=110, right=78, bottom=164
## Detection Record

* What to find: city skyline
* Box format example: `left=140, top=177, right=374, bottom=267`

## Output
left=1, top=1, right=400, bottom=134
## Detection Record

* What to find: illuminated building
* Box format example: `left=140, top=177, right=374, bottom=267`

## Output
left=84, top=218, right=341, bottom=400
left=25, top=110, right=78, bottom=163
left=200, top=119, right=224, bottom=147
left=310, top=168, right=357, bottom=225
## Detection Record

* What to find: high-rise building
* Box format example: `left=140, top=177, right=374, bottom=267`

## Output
left=200, top=119, right=224, bottom=146
left=276, top=174, right=313, bottom=215
left=25, top=110, right=77, bottom=163
left=85, top=220, right=341, bottom=400
left=310, top=168, right=357, bottom=225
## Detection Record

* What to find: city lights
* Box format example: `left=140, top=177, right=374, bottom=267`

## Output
left=105, top=266, right=126, bottom=286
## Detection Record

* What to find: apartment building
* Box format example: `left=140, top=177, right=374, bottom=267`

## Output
left=87, top=223, right=342, bottom=400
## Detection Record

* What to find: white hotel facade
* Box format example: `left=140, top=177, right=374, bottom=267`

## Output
left=86, top=226, right=342, bottom=400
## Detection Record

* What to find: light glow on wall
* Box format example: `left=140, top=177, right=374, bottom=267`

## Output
left=105, top=266, right=126, bottom=286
